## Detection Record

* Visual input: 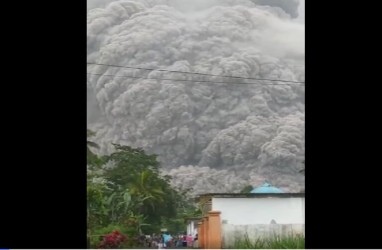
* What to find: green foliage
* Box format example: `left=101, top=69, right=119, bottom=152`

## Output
left=89, top=224, right=142, bottom=249
left=87, top=129, right=103, bottom=167
left=105, top=188, right=132, bottom=223
left=102, top=144, right=181, bottom=231
left=231, top=233, right=305, bottom=249
left=161, top=217, right=185, bottom=234
left=87, top=133, right=198, bottom=248
left=89, top=224, right=126, bottom=248
left=87, top=181, right=109, bottom=228
left=161, top=187, right=201, bottom=234
left=240, top=185, right=254, bottom=193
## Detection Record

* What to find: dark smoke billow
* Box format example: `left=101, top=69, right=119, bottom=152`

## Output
left=87, top=0, right=305, bottom=195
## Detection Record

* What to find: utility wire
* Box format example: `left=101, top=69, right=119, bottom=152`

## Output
left=87, top=72, right=305, bottom=87
left=87, top=62, right=305, bottom=84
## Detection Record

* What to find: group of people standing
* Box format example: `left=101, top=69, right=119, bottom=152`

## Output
left=142, top=232, right=198, bottom=249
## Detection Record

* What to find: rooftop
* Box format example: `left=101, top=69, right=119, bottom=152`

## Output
left=250, top=182, right=284, bottom=193
left=197, top=193, right=304, bottom=201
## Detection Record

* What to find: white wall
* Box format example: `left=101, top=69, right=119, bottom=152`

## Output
left=186, top=221, right=198, bottom=236
left=212, top=197, right=305, bottom=225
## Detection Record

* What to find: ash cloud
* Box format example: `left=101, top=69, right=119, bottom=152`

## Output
left=87, top=0, right=305, bottom=195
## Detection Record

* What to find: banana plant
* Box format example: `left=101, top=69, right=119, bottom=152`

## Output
left=128, top=211, right=150, bottom=235
left=105, top=188, right=132, bottom=223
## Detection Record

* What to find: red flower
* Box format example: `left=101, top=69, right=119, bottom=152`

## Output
left=97, top=230, right=128, bottom=249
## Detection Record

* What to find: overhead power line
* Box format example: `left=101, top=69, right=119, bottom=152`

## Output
left=87, top=62, right=305, bottom=84
left=87, top=72, right=305, bottom=87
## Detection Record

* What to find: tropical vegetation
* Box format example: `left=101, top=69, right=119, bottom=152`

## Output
left=87, top=129, right=200, bottom=248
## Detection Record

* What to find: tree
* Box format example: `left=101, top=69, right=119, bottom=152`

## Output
left=128, top=170, right=166, bottom=210
left=87, top=130, right=99, bottom=152
left=87, top=137, right=198, bottom=241
left=87, top=129, right=103, bottom=167
left=240, top=185, right=254, bottom=193
left=102, top=144, right=180, bottom=234
left=87, top=180, right=109, bottom=228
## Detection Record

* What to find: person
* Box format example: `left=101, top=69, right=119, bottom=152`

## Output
left=158, top=239, right=164, bottom=249
left=159, top=233, right=167, bottom=249
left=186, top=234, right=193, bottom=247
left=139, top=234, right=146, bottom=247
left=160, top=233, right=165, bottom=248
left=152, top=234, right=159, bottom=248
left=176, top=235, right=183, bottom=247
left=163, top=232, right=173, bottom=248
left=182, top=234, right=187, bottom=247
left=193, top=234, right=198, bottom=248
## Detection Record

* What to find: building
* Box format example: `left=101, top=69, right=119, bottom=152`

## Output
left=184, top=217, right=200, bottom=236
left=250, top=181, right=285, bottom=193
left=196, top=183, right=305, bottom=248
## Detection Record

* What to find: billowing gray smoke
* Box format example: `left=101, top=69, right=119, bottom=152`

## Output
left=87, top=0, right=305, bottom=195
left=251, top=0, right=300, bottom=18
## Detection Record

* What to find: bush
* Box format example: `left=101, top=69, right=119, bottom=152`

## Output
left=89, top=225, right=126, bottom=248
left=98, top=230, right=127, bottom=249
left=89, top=224, right=144, bottom=249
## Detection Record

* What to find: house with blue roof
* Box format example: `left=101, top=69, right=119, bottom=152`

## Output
left=195, top=182, right=305, bottom=248
left=250, top=182, right=284, bottom=193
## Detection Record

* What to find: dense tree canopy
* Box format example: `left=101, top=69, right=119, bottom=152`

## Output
left=87, top=130, right=200, bottom=248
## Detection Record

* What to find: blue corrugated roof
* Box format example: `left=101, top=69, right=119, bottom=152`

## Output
left=250, top=182, right=284, bottom=193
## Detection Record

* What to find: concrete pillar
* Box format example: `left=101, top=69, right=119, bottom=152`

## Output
left=203, top=216, right=209, bottom=249
left=207, top=211, right=222, bottom=249
left=198, top=221, right=204, bottom=248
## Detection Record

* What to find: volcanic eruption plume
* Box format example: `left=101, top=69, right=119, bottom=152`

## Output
left=87, top=0, right=305, bottom=195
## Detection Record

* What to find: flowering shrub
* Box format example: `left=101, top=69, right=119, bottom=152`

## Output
left=98, top=230, right=127, bottom=249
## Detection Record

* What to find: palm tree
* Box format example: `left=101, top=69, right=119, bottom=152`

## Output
left=87, top=129, right=99, bottom=152
left=87, top=129, right=101, bottom=166
left=129, top=170, right=166, bottom=211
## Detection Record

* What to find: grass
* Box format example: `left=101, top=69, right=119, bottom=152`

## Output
left=229, top=233, right=305, bottom=249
